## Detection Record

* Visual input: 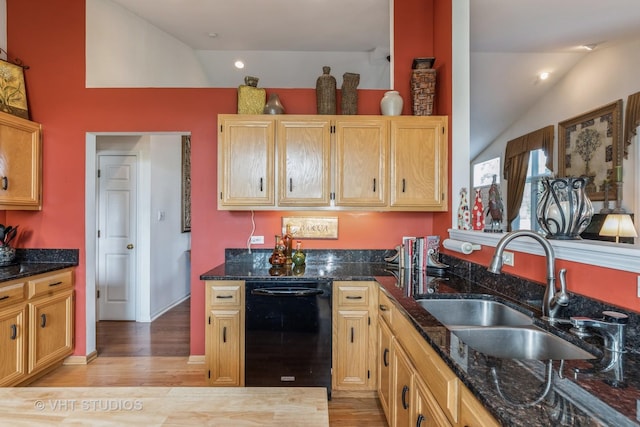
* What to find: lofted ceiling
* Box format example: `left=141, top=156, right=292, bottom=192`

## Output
left=109, top=0, right=640, bottom=159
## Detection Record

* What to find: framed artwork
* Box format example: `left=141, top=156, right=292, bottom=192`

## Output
left=0, top=59, right=29, bottom=120
left=558, top=100, right=622, bottom=202
left=181, top=135, right=191, bottom=232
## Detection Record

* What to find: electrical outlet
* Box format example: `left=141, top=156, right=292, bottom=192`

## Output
left=250, top=235, right=264, bottom=244
left=502, top=251, right=514, bottom=267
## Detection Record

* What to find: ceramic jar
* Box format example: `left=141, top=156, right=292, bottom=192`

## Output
left=263, top=93, right=285, bottom=114
left=380, top=91, right=403, bottom=116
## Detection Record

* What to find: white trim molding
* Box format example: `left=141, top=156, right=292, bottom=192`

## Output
left=449, top=229, right=640, bottom=274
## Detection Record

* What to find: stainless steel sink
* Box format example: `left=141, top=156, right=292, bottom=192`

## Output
left=449, top=326, right=596, bottom=360
left=416, top=298, right=533, bottom=327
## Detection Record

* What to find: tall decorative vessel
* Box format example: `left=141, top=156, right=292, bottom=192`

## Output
left=380, top=91, right=403, bottom=116
left=537, top=177, right=594, bottom=240
left=316, top=66, right=337, bottom=114
left=341, top=72, right=360, bottom=115
left=410, top=57, right=436, bottom=116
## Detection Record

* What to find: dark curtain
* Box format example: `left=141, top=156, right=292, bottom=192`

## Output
left=624, top=91, right=640, bottom=159
left=503, top=125, right=554, bottom=231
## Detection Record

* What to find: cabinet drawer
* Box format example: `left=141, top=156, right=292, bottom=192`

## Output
left=209, top=284, right=242, bottom=307
left=378, top=290, right=394, bottom=326
left=0, top=281, right=25, bottom=308
left=28, top=270, right=73, bottom=299
left=336, top=284, right=370, bottom=307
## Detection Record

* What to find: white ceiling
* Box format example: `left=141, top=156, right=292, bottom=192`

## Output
left=110, top=0, right=640, bottom=159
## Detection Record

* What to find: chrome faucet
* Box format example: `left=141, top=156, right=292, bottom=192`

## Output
left=488, top=230, right=569, bottom=321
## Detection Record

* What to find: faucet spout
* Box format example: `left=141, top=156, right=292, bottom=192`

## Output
left=488, top=230, right=569, bottom=320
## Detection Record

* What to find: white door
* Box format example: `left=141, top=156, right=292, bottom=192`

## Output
left=97, top=154, right=137, bottom=320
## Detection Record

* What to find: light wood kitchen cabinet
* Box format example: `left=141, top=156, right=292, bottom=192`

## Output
left=217, top=114, right=447, bottom=211
left=217, top=116, right=275, bottom=208
left=389, top=116, right=448, bottom=211
left=277, top=118, right=332, bottom=206
left=0, top=267, right=74, bottom=386
left=393, top=342, right=452, bottom=427
left=0, top=111, right=42, bottom=210
left=459, top=385, right=501, bottom=427
left=0, top=303, right=27, bottom=386
left=205, top=281, right=245, bottom=386
left=378, top=287, right=460, bottom=426
left=334, top=118, right=388, bottom=207
left=332, top=281, right=377, bottom=391
left=377, top=313, right=393, bottom=420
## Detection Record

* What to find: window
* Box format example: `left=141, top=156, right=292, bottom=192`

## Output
left=473, top=157, right=500, bottom=188
left=513, top=149, right=551, bottom=230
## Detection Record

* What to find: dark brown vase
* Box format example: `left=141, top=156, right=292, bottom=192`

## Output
left=263, top=93, right=285, bottom=114
left=316, top=66, right=336, bottom=115
left=341, top=72, right=360, bottom=115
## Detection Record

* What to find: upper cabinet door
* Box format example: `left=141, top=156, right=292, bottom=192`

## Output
left=0, top=112, right=42, bottom=210
left=389, top=117, right=448, bottom=210
left=334, top=118, right=388, bottom=207
left=218, top=115, right=275, bottom=208
left=277, top=118, right=331, bottom=206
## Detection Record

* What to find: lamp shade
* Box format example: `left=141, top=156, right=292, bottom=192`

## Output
left=599, top=214, right=638, bottom=243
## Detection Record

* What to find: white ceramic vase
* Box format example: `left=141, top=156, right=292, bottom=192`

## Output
left=380, top=91, right=403, bottom=116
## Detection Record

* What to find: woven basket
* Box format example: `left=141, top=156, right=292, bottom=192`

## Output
left=410, top=69, right=436, bottom=116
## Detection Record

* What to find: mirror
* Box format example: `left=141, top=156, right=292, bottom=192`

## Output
left=468, top=1, right=640, bottom=236
left=86, top=0, right=391, bottom=89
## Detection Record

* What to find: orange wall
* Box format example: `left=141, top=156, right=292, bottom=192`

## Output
left=6, top=0, right=451, bottom=356
left=442, top=246, right=640, bottom=313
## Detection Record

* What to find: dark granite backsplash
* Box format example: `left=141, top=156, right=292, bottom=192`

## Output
left=441, top=253, right=640, bottom=353
left=16, top=248, right=79, bottom=264
left=224, top=248, right=394, bottom=264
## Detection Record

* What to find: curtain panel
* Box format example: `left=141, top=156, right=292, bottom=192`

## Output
left=624, top=91, right=640, bottom=159
left=503, top=125, right=554, bottom=231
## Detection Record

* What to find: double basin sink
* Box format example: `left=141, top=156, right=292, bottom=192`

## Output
left=416, top=298, right=595, bottom=360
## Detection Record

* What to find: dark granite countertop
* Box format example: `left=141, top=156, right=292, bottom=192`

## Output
left=201, top=253, right=639, bottom=426
left=0, top=249, right=79, bottom=283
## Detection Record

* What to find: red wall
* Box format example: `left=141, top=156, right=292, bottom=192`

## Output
left=6, top=0, right=451, bottom=356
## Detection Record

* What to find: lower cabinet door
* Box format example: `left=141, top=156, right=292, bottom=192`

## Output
left=392, top=343, right=414, bottom=427
left=333, top=309, right=370, bottom=389
left=377, top=317, right=393, bottom=419
left=28, top=290, right=74, bottom=374
left=414, top=376, right=452, bottom=427
left=206, top=309, right=242, bottom=386
left=0, top=304, right=27, bottom=385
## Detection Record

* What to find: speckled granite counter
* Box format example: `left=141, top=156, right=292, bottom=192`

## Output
left=200, top=249, right=640, bottom=426
left=0, top=249, right=79, bottom=282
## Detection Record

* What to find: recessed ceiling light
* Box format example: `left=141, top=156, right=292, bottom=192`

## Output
left=582, top=44, right=597, bottom=51
left=539, top=71, right=550, bottom=81
left=208, top=32, right=218, bottom=38
left=234, top=60, right=245, bottom=69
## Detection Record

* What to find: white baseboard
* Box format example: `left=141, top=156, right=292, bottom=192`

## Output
left=188, top=355, right=205, bottom=364
left=64, top=351, right=98, bottom=365
left=149, top=294, right=190, bottom=322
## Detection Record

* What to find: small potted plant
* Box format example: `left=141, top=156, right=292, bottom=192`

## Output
left=0, top=224, right=18, bottom=266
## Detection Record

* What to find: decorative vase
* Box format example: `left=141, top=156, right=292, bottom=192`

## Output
left=537, top=177, right=594, bottom=240
left=268, top=235, right=286, bottom=266
left=472, top=188, right=485, bottom=231
left=237, top=75, right=266, bottom=114
left=282, top=224, right=293, bottom=265
left=341, top=72, right=360, bottom=115
left=316, top=66, right=337, bottom=115
left=380, top=90, right=403, bottom=116
left=410, top=57, right=436, bottom=116
left=292, top=241, right=306, bottom=266
left=263, top=93, right=285, bottom=114
left=0, top=245, right=16, bottom=266
left=457, top=188, right=471, bottom=230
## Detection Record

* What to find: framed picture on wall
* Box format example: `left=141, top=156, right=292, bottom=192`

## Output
left=0, top=59, right=29, bottom=120
left=558, top=100, right=623, bottom=202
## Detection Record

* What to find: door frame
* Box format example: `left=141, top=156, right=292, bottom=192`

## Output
left=85, top=132, right=162, bottom=356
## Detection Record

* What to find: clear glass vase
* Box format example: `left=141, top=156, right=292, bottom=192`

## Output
left=536, top=177, right=594, bottom=240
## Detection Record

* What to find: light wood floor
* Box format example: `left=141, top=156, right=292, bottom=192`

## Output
left=30, top=298, right=388, bottom=426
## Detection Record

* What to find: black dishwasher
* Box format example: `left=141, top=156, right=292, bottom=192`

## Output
left=244, top=280, right=332, bottom=395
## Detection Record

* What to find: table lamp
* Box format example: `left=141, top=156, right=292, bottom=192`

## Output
left=599, top=214, right=638, bottom=243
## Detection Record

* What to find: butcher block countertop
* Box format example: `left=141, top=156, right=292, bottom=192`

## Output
left=0, top=387, right=329, bottom=426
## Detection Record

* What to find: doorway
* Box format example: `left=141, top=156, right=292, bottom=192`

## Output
left=85, top=133, right=191, bottom=358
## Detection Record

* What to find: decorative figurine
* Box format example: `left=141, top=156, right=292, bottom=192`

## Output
left=486, top=175, right=504, bottom=232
